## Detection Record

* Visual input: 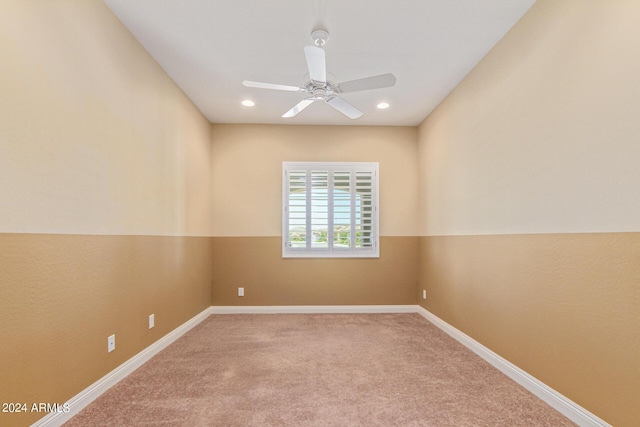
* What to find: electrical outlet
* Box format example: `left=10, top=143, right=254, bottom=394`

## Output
left=107, top=334, right=115, bottom=353
left=149, top=314, right=155, bottom=329
left=422, top=290, right=427, bottom=300
left=238, top=287, right=244, bottom=297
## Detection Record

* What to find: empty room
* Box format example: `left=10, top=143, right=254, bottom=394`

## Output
left=1, top=1, right=638, bottom=426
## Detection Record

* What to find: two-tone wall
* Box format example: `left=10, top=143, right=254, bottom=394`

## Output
left=210, top=124, right=419, bottom=306
left=0, top=2, right=212, bottom=426
left=3, top=1, right=639, bottom=426
left=417, top=1, right=640, bottom=425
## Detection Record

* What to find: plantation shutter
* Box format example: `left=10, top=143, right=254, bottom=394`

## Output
left=283, top=162, right=379, bottom=258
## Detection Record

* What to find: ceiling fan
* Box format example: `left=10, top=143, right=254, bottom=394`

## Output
left=242, top=29, right=396, bottom=119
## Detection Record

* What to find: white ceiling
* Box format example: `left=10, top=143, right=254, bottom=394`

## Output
left=103, top=0, right=536, bottom=126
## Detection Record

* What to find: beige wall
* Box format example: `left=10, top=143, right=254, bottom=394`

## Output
left=211, top=124, right=418, bottom=237
left=418, top=0, right=640, bottom=237
left=0, top=2, right=212, bottom=425
left=210, top=124, right=419, bottom=306
left=212, top=237, right=418, bottom=306
left=417, top=1, right=640, bottom=425
left=0, top=1, right=212, bottom=236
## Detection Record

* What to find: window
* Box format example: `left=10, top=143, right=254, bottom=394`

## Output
left=283, top=162, right=379, bottom=258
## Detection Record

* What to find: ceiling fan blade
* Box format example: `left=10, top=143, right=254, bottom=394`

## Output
left=335, top=73, right=396, bottom=94
left=242, top=80, right=302, bottom=92
left=325, top=96, right=363, bottom=119
left=282, top=98, right=315, bottom=118
left=304, top=46, right=326, bottom=84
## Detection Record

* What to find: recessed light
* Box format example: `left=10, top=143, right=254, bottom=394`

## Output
left=377, top=102, right=389, bottom=109
left=242, top=100, right=255, bottom=107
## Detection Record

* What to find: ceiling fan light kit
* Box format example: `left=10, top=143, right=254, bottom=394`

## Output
left=242, top=28, right=396, bottom=120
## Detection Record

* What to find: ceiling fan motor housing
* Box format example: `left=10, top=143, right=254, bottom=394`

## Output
left=311, top=85, right=332, bottom=100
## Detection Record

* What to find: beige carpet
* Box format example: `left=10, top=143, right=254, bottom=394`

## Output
left=64, top=314, right=574, bottom=426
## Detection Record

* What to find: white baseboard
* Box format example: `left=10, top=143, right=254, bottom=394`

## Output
left=32, top=307, right=213, bottom=427
left=209, top=305, right=418, bottom=314
left=416, top=306, right=610, bottom=427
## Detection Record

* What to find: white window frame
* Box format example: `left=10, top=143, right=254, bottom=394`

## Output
left=282, top=162, right=379, bottom=258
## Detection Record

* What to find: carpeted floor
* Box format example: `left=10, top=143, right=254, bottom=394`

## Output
left=64, top=314, right=574, bottom=426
